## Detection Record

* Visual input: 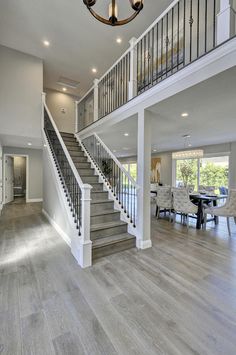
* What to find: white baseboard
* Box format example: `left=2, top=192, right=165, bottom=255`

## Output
left=26, top=198, right=43, bottom=203
left=136, top=239, right=152, bottom=249
left=42, top=208, right=71, bottom=247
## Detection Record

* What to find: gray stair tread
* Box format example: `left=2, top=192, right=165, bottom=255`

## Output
left=92, top=233, right=135, bottom=248
left=91, top=210, right=120, bottom=217
left=91, top=199, right=113, bottom=204
left=91, top=220, right=127, bottom=231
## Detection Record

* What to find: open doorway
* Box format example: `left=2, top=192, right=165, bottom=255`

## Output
left=4, top=155, right=28, bottom=204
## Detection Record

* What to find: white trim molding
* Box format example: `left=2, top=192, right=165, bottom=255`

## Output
left=26, top=198, right=43, bottom=203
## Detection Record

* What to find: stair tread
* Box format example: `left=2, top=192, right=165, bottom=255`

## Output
left=91, top=210, right=120, bottom=217
left=91, top=220, right=126, bottom=231
left=92, top=233, right=135, bottom=248
left=91, top=199, right=113, bottom=204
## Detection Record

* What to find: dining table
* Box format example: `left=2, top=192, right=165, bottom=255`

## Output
left=151, top=189, right=227, bottom=229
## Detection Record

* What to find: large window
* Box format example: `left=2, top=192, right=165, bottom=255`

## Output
left=175, top=155, right=229, bottom=192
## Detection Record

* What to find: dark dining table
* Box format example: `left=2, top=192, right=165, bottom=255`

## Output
left=151, top=190, right=227, bottom=229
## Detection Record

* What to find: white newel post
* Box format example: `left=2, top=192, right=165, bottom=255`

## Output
left=93, top=79, right=99, bottom=122
left=128, top=37, right=138, bottom=101
left=217, top=0, right=236, bottom=44
left=75, top=100, right=79, bottom=133
left=136, top=109, right=152, bottom=249
left=78, top=183, right=92, bottom=268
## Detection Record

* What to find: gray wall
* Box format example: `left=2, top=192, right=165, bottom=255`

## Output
left=45, top=89, right=77, bottom=133
left=0, top=45, right=43, bottom=139
left=3, top=147, right=43, bottom=200
left=0, top=139, right=2, bottom=210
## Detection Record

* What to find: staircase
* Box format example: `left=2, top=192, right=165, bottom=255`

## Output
left=60, top=132, right=136, bottom=260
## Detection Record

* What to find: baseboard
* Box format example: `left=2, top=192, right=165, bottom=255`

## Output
left=42, top=208, right=71, bottom=247
left=136, top=239, right=152, bottom=249
left=26, top=198, right=43, bottom=203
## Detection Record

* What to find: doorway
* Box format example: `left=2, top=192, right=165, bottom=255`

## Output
left=4, top=155, right=28, bottom=204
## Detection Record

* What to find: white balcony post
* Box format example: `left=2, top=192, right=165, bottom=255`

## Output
left=41, top=92, right=46, bottom=131
left=217, top=0, right=236, bottom=45
left=93, top=78, right=99, bottom=122
left=136, top=108, right=152, bottom=250
left=78, top=183, right=92, bottom=268
left=128, top=37, right=138, bottom=100
left=75, top=100, right=79, bottom=133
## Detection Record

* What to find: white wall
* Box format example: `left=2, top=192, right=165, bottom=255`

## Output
left=0, top=45, right=43, bottom=139
left=3, top=147, right=43, bottom=201
left=42, top=146, right=74, bottom=242
left=45, top=89, right=77, bottom=133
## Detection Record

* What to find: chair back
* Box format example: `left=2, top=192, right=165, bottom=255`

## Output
left=156, top=186, right=172, bottom=209
left=224, top=189, right=236, bottom=214
left=172, top=187, right=191, bottom=212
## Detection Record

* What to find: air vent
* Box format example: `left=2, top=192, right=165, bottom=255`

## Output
left=57, top=76, right=80, bottom=89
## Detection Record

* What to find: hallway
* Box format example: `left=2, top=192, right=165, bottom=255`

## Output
left=1, top=201, right=236, bottom=354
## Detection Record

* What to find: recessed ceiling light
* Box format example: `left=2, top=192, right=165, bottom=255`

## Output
left=181, top=112, right=189, bottom=118
left=62, top=87, right=67, bottom=92
left=153, top=149, right=157, bottom=152
left=124, top=133, right=129, bottom=137
left=28, top=142, right=32, bottom=146
left=43, top=40, right=50, bottom=47
left=116, top=37, right=122, bottom=44
left=188, top=144, right=192, bottom=147
left=92, top=68, right=97, bottom=74
left=113, top=150, right=117, bottom=153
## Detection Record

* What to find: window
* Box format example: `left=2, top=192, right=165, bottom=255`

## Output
left=174, top=155, right=229, bottom=192
left=122, top=162, right=137, bottom=181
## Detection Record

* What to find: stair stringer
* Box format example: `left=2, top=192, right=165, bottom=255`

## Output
left=75, top=135, right=138, bottom=239
left=42, top=132, right=90, bottom=267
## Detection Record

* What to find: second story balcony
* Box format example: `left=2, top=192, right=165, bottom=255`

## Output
left=77, top=0, right=236, bottom=133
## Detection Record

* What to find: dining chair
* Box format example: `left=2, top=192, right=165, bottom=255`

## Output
left=204, top=189, right=236, bottom=236
left=172, top=187, right=198, bottom=228
left=155, top=186, right=172, bottom=221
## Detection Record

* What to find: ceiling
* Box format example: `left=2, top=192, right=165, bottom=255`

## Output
left=99, top=66, right=236, bottom=157
left=0, top=0, right=172, bottom=98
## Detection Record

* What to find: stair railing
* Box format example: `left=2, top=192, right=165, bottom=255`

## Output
left=42, top=95, right=92, bottom=267
left=81, top=133, right=139, bottom=227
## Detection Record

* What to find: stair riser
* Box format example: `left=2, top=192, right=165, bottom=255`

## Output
left=69, top=151, right=85, bottom=157
left=77, top=168, right=95, bottom=175
left=90, top=184, right=104, bottom=191
left=91, top=224, right=127, bottom=240
left=91, top=192, right=108, bottom=200
left=91, top=212, right=120, bottom=225
left=72, top=157, right=88, bottom=163
left=91, top=202, right=114, bottom=214
left=67, top=146, right=83, bottom=152
left=92, top=238, right=136, bottom=260
left=74, top=162, right=91, bottom=169
left=61, top=133, right=75, bottom=138
left=82, top=176, right=99, bottom=183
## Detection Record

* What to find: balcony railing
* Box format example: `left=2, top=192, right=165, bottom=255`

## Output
left=77, top=0, right=234, bottom=132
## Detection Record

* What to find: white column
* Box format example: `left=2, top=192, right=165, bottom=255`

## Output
left=217, top=0, right=236, bottom=44
left=93, top=78, right=99, bottom=122
left=229, top=142, right=236, bottom=189
left=41, top=92, right=46, bottom=131
left=77, top=183, right=92, bottom=268
left=75, top=100, right=79, bottom=133
left=136, top=109, right=152, bottom=249
left=128, top=37, right=138, bottom=100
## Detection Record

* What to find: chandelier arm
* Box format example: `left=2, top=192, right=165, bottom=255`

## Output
left=88, top=7, right=141, bottom=26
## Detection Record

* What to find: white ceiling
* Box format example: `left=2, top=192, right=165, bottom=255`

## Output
left=0, top=134, right=43, bottom=150
left=0, top=0, right=172, bottom=97
left=99, top=66, right=236, bottom=157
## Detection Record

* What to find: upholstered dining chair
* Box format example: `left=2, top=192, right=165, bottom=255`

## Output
left=156, top=186, right=172, bottom=221
left=204, top=189, right=236, bottom=236
left=172, top=187, right=198, bottom=228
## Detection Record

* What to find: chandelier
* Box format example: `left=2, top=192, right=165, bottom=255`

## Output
left=83, top=0, right=144, bottom=26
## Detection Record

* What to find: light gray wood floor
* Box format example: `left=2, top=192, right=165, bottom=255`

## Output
left=1, top=201, right=236, bottom=355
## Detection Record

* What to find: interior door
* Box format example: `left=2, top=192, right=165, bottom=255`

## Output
left=4, top=156, right=14, bottom=204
